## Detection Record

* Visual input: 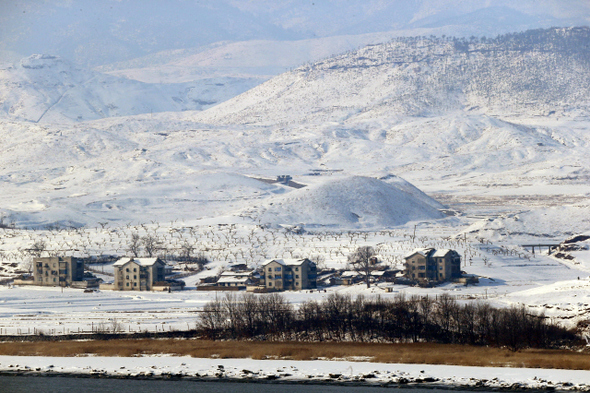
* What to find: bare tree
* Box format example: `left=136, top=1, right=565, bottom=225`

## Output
left=29, top=240, right=47, bottom=258
left=127, top=233, right=141, bottom=257
left=142, top=235, right=160, bottom=257
left=309, top=254, right=326, bottom=270
left=347, top=246, right=377, bottom=288
left=179, top=240, right=195, bottom=261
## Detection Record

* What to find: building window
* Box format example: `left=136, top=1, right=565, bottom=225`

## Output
left=126, top=275, right=129, bottom=279
left=295, top=282, right=299, bottom=286
left=275, top=267, right=281, bottom=272
left=134, top=275, right=137, bottom=279
left=268, top=268, right=272, bottom=272
left=126, top=268, right=129, bottom=272
left=295, top=267, right=299, bottom=271
left=133, top=268, right=137, bottom=272
left=295, top=275, right=299, bottom=279
left=134, top=282, right=137, bottom=287
left=269, top=282, right=272, bottom=287
left=126, top=283, right=129, bottom=287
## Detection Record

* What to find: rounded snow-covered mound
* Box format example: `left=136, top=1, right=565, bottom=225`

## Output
left=253, top=176, right=445, bottom=228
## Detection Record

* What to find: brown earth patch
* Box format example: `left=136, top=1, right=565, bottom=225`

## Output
left=0, top=340, right=589, bottom=370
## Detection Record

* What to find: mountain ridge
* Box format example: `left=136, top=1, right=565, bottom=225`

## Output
left=191, top=27, right=590, bottom=126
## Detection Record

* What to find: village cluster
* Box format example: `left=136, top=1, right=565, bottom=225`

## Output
left=14, top=246, right=476, bottom=292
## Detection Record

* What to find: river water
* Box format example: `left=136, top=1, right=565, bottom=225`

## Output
left=1, top=375, right=493, bottom=393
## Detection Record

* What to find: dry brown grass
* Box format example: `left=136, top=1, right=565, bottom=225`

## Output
left=0, top=339, right=588, bottom=370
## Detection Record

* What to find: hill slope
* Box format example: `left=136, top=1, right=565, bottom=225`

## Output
left=193, top=27, right=590, bottom=126
left=1, top=28, right=590, bottom=231
left=0, top=54, right=260, bottom=123
left=248, top=176, right=446, bottom=229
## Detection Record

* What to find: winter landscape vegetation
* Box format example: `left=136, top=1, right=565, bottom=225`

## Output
left=1, top=0, right=590, bottom=390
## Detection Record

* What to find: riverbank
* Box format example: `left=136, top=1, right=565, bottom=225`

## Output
left=2, top=340, right=590, bottom=370
left=1, top=355, right=589, bottom=391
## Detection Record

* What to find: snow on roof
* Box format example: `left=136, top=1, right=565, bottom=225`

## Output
left=264, top=258, right=310, bottom=266
left=217, top=276, right=251, bottom=284
left=135, top=258, right=163, bottom=267
left=264, top=259, right=286, bottom=266
left=113, top=257, right=164, bottom=267
left=404, top=248, right=433, bottom=258
left=220, top=271, right=253, bottom=277
left=113, top=257, right=132, bottom=267
left=433, top=249, right=452, bottom=257
left=341, top=271, right=360, bottom=278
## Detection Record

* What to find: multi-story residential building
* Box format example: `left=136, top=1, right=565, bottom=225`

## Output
left=113, top=257, right=166, bottom=291
left=404, top=248, right=461, bottom=285
left=262, top=258, right=317, bottom=291
left=33, top=257, right=84, bottom=287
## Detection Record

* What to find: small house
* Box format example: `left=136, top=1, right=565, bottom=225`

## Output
left=216, top=271, right=256, bottom=289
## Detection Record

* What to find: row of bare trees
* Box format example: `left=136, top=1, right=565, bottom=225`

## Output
left=197, top=293, right=577, bottom=350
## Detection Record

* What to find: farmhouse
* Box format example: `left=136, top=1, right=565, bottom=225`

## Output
left=262, top=258, right=317, bottom=291
left=113, top=257, right=166, bottom=291
left=33, top=256, right=84, bottom=287
left=404, top=248, right=461, bottom=285
left=216, top=271, right=256, bottom=288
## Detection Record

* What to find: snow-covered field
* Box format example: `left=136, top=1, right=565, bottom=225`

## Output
left=1, top=24, right=590, bottom=387
left=1, top=355, right=590, bottom=391
left=0, top=219, right=589, bottom=335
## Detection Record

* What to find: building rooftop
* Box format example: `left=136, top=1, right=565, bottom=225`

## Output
left=217, top=276, right=251, bottom=284
left=433, top=249, right=452, bottom=257
left=404, top=248, right=434, bottom=259
left=264, top=258, right=311, bottom=267
left=113, top=257, right=164, bottom=267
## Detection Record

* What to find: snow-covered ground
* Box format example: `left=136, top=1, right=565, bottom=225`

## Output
left=1, top=355, right=589, bottom=390
left=1, top=226, right=589, bottom=335
left=2, top=6, right=590, bottom=388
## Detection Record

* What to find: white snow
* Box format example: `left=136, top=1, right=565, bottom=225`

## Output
left=0, top=355, right=589, bottom=390
left=248, top=176, right=446, bottom=229
left=2, top=14, right=590, bottom=388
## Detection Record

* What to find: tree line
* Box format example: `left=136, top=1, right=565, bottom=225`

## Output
left=197, top=293, right=578, bottom=351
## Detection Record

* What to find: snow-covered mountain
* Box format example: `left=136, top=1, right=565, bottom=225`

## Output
left=193, top=27, right=590, bottom=126
left=1, top=27, right=589, bottom=234
left=0, top=54, right=260, bottom=123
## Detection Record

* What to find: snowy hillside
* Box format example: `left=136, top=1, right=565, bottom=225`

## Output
left=194, top=27, right=590, bottom=126
left=1, top=28, right=589, bottom=233
left=0, top=54, right=260, bottom=123
left=245, top=176, right=446, bottom=228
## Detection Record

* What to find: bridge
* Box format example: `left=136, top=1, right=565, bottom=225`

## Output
left=521, top=244, right=560, bottom=254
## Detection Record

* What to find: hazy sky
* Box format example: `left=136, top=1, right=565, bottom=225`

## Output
left=1, top=0, right=588, bottom=66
